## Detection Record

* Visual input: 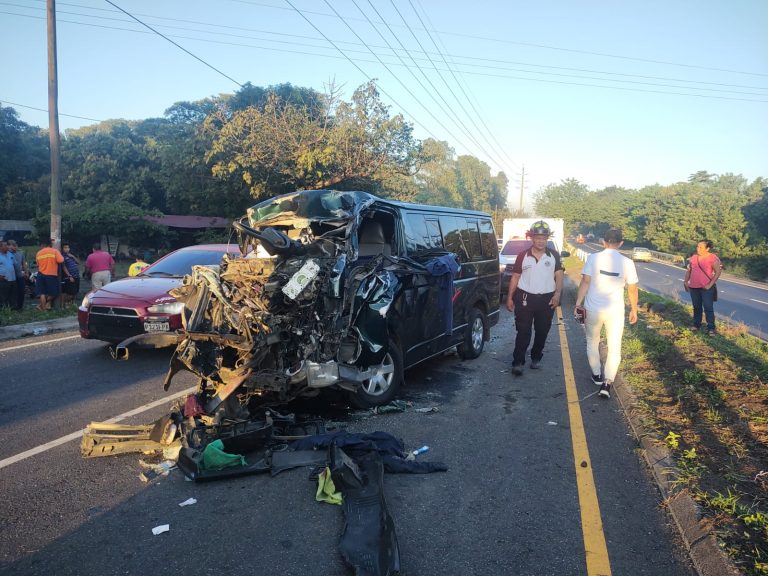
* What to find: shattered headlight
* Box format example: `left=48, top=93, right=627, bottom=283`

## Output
left=147, top=302, right=185, bottom=314
left=80, top=293, right=92, bottom=311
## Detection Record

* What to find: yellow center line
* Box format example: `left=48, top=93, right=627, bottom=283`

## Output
left=557, top=311, right=612, bottom=576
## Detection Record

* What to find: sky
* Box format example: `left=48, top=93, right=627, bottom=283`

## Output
left=1, top=0, right=767, bottom=210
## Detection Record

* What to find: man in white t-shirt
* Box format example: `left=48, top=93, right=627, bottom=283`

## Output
left=573, top=228, right=639, bottom=399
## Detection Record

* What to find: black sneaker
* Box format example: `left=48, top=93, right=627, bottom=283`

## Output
left=511, top=364, right=524, bottom=376
left=707, top=328, right=716, bottom=336
left=591, top=373, right=604, bottom=386
left=599, top=382, right=612, bottom=399
left=530, top=360, right=542, bottom=369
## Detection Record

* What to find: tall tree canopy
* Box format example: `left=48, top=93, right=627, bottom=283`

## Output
left=205, top=81, right=419, bottom=200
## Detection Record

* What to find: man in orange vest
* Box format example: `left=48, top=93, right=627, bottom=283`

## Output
left=35, top=239, right=64, bottom=311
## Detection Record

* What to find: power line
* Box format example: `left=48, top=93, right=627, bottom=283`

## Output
left=411, top=0, right=519, bottom=170
left=5, top=8, right=766, bottom=105
left=0, top=99, right=104, bottom=122
left=4, top=6, right=766, bottom=96
left=102, top=0, right=243, bottom=88
left=347, top=0, right=501, bottom=168
left=225, top=0, right=768, bottom=79
left=282, top=0, right=444, bottom=143
left=392, top=0, right=512, bottom=171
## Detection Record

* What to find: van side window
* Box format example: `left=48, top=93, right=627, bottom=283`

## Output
left=478, top=219, right=497, bottom=257
left=404, top=214, right=430, bottom=252
left=440, top=215, right=469, bottom=263
left=425, top=219, right=443, bottom=249
left=404, top=214, right=443, bottom=252
left=462, top=219, right=483, bottom=261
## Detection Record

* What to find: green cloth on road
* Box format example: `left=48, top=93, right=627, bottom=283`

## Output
left=199, top=439, right=246, bottom=471
left=315, top=466, right=342, bottom=505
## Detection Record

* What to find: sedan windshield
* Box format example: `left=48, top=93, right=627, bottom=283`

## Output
left=501, top=240, right=532, bottom=255
left=501, top=240, right=556, bottom=255
left=141, top=250, right=226, bottom=277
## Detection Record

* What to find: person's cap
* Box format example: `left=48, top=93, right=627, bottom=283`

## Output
left=603, top=228, right=623, bottom=243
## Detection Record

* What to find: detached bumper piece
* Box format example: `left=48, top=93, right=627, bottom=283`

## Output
left=81, top=416, right=180, bottom=458
left=331, top=445, right=401, bottom=576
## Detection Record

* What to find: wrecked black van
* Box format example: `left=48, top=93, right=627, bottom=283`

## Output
left=119, top=190, right=499, bottom=413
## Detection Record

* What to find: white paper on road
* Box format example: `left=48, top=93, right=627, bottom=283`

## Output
left=152, top=524, right=170, bottom=535
left=178, top=498, right=197, bottom=507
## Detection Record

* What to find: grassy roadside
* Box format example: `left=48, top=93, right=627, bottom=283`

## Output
left=0, top=262, right=132, bottom=327
left=563, top=254, right=768, bottom=575
left=0, top=302, right=79, bottom=326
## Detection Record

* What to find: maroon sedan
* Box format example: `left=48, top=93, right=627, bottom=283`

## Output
left=78, top=244, right=240, bottom=344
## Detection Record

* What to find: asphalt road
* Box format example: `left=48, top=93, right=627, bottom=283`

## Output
left=576, top=242, right=768, bottom=339
left=0, top=305, right=696, bottom=576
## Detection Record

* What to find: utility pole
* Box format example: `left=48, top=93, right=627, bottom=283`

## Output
left=518, top=164, right=526, bottom=212
left=47, top=0, right=62, bottom=250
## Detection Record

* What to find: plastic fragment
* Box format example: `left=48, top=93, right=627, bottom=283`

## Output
left=152, top=524, right=170, bottom=535
left=178, top=498, right=197, bottom=507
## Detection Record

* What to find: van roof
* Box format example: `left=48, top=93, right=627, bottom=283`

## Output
left=247, top=189, right=492, bottom=226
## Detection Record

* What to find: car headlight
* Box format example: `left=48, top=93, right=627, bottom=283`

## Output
left=80, top=293, right=92, bottom=310
left=147, top=302, right=185, bottom=314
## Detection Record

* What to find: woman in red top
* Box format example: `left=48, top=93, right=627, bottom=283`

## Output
left=683, top=239, right=722, bottom=334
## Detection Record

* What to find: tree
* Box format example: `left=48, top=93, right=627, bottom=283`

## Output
left=0, top=105, right=50, bottom=219
left=456, top=155, right=493, bottom=211
left=412, top=139, right=461, bottom=207
left=533, top=179, right=592, bottom=231
left=205, top=81, right=419, bottom=200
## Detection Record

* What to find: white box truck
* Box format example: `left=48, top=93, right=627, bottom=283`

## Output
left=501, top=218, right=564, bottom=253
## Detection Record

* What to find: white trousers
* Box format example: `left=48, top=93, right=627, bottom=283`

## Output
left=91, top=270, right=112, bottom=290
left=585, top=307, right=626, bottom=382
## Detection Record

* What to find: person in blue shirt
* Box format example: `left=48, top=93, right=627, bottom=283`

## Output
left=7, top=240, right=28, bottom=310
left=0, top=240, right=18, bottom=309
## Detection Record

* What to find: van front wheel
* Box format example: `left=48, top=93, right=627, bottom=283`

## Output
left=458, top=307, right=486, bottom=359
left=350, top=339, right=403, bottom=408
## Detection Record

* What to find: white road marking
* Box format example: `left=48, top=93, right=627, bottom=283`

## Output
left=750, top=298, right=768, bottom=306
left=0, top=334, right=80, bottom=353
left=641, top=267, right=659, bottom=273
left=0, top=385, right=196, bottom=470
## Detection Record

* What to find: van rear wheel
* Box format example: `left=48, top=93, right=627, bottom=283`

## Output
left=458, top=307, right=486, bottom=359
left=350, top=339, right=403, bottom=408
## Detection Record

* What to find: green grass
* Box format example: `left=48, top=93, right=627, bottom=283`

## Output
left=563, top=250, right=768, bottom=575
left=0, top=301, right=79, bottom=326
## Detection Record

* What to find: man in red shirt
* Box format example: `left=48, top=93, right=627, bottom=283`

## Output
left=35, top=239, right=64, bottom=310
left=85, top=243, right=115, bottom=290
left=683, top=239, right=722, bottom=335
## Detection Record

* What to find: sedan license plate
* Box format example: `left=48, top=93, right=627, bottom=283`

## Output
left=144, top=321, right=170, bottom=333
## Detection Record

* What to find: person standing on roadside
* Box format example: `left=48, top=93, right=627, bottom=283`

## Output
left=683, top=239, right=722, bottom=335
left=0, top=240, right=17, bottom=309
left=505, top=220, right=564, bottom=376
left=573, top=228, right=639, bottom=399
left=35, top=239, right=64, bottom=311
left=128, top=254, right=149, bottom=277
left=7, top=240, right=28, bottom=310
left=61, top=243, right=81, bottom=303
left=84, top=243, right=115, bottom=290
